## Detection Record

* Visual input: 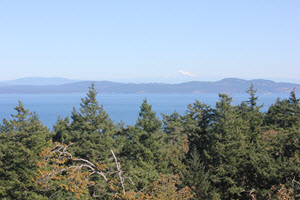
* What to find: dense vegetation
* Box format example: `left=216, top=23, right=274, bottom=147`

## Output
left=0, top=84, right=299, bottom=199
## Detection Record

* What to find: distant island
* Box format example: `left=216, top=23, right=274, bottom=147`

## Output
left=0, top=77, right=299, bottom=94
left=0, top=77, right=79, bottom=86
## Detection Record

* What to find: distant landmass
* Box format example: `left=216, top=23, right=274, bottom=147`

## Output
left=1, top=77, right=79, bottom=86
left=0, top=77, right=298, bottom=94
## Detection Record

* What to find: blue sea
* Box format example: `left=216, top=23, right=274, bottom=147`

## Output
left=0, top=93, right=295, bottom=129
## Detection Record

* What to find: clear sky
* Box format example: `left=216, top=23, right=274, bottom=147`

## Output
left=0, top=0, right=299, bottom=83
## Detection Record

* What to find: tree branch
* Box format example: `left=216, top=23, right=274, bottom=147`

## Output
left=37, top=143, right=134, bottom=197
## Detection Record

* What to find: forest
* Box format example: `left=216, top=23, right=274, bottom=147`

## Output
left=0, top=84, right=299, bottom=200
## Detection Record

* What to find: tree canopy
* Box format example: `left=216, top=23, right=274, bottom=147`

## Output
left=1, top=84, right=299, bottom=199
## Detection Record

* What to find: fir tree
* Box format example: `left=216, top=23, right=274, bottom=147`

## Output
left=209, top=94, right=248, bottom=199
left=52, top=116, right=70, bottom=143
left=182, top=147, right=213, bottom=199
left=52, top=84, right=117, bottom=198
left=120, top=99, right=168, bottom=190
left=182, top=100, right=214, bottom=166
left=244, top=83, right=264, bottom=142
left=265, top=90, right=300, bottom=129
left=68, top=84, right=115, bottom=160
left=162, top=111, right=188, bottom=175
left=0, top=101, right=49, bottom=199
left=136, top=98, right=162, bottom=133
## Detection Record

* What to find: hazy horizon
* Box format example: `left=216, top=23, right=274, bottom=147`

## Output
left=0, top=76, right=300, bottom=85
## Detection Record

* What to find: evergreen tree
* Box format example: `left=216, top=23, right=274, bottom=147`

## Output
left=71, top=83, right=114, bottom=133
left=182, top=147, right=213, bottom=199
left=52, top=116, right=70, bottom=143
left=257, top=90, right=300, bottom=198
left=243, top=83, right=264, bottom=142
left=120, top=99, right=169, bottom=190
left=265, top=89, right=300, bottom=129
left=246, top=83, right=259, bottom=108
left=0, top=101, right=49, bottom=199
left=134, top=99, right=167, bottom=173
left=182, top=100, right=214, bottom=166
left=68, top=84, right=116, bottom=161
left=136, top=98, right=162, bottom=133
left=209, top=94, right=248, bottom=199
left=1, top=84, right=299, bottom=199
left=162, top=111, right=188, bottom=175
left=52, top=84, right=117, bottom=199
left=118, top=126, right=161, bottom=190
left=288, top=89, right=300, bottom=127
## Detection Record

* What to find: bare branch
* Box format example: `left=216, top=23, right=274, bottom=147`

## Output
left=73, top=158, right=96, bottom=168
left=292, top=177, right=300, bottom=187
left=249, top=188, right=256, bottom=200
left=37, top=143, right=108, bottom=185
left=37, top=143, right=134, bottom=197
left=111, top=149, right=126, bottom=195
left=124, top=177, right=135, bottom=185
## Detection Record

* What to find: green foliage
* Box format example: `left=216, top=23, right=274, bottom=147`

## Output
left=119, top=99, right=169, bottom=191
left=162, top=111, right=188, bottom=175
left=51, top=84, right=118, bottom=199
left=182, top=100, right=214, bottom=164
left=182, top=147, right=211, bottom=199
left=136, top=98, right=162, bottom=133
left=265, top=89, right=300, bottom=129
left=245, top=83, right=264, bottom=141
left=1, top=84, right=299, bottom=199
left=0, top=101, right=49, bottom=199
left=52, top=116, right=70, bottom=143
left=208, top=94, right=248, bottom=198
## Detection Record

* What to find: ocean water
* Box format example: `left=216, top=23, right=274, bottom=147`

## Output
left=0, top=93, right=295, bottom=129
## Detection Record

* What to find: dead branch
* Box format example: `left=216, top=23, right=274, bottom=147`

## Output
left=292, top=177, right=300, bottom=187
left=37, top=143, right=134, bottom=196
left=111, top=149, right=126, bottom=195
left=249, top=188, right=256, bottom=200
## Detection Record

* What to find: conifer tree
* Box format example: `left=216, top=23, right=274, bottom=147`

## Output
left=182, top=147, right=212, bottom=199
left=287, top=89, right=300, bottom=127
left=244, top=83, right=264, bottom=142
left=120, top=99, right=168, bottom=190
left=118, top=126, right=161, bottom=190
left=134, top=99, right=168, bottom=173
left=0, top=101, right=49, bottom=199
left=162, top=111, right=188, bottom=175
left=52, top=116, right=71, bottom=143
left=209, top=94, right=248, bottom=199
left=71, top=83, right=114, bottom=133
left=52, top=84, right=117, bottom=198
left=182, top=100, right=214, bottom=167
left=136, top=98, right=162, bottom=133
left=258, top=90, right=300, bottom=198
left=68, top=84, right=115, bottom=160
left=265, top=90, right=300, bottom=129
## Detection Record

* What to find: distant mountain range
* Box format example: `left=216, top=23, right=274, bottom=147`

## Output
left=0, top=77, right=79, bottom=86
left=0, top=77, right=299, bottom=94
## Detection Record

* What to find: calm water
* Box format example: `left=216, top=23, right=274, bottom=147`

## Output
left=0, top=93, right=295, bottom=129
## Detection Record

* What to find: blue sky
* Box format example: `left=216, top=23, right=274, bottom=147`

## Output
left=0, top=0, right=299, bottom=83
